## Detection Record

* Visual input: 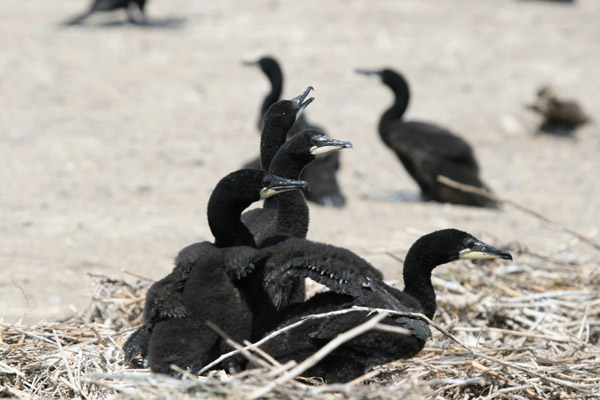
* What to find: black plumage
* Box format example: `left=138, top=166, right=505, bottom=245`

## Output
left=254, top=229, right=512, bottom=382
left=356, top=68, right=498, bottom=207
left=64, top=0, right=147, bottom=25
left=246, top=129, right=352, bottom=245
left=244, top=56, right=347, bottom=207
left=241, top=131, right=352, bottom=341
left=123, top=169, right=308, bottom=373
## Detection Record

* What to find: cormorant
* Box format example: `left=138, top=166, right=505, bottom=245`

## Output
left=123, top=169, right=308, bottom=373
left=254, top=229, right=512, bottom=382
left=243, top=56, right=347, bottom=207
left=356, top=68, right=498, bottom=208
left=64, top=0, right=147, bottom=25
left=240, top=131, right=352, bottom=341
left=244, top=129, right=353, bottom=244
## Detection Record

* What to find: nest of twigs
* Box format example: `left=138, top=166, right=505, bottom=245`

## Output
left=1, top=249, right=599, bottom=399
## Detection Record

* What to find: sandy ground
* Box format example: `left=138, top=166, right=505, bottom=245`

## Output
left=1, top=0, right=599, bottom=324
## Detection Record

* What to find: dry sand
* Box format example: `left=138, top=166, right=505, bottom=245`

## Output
left=1, top=0, right=599, bottom=324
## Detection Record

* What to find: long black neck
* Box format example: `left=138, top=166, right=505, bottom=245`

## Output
left=379, top=75, right=410, bottom=146
left=207, top=189, right=256, bottom=248
left=264, top=152, right=310, bottom=239
left=401, top=248, right=438, bottom=319
left=260, top=121, right=291, bottom=171
left=260, top=68, right=283, bottom=118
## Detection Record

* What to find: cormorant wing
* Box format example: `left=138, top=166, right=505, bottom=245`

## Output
left=258, top=238, right=384, bottom=297
left=307, top=290, right=431, bottom=342
left=366, top=278, right=431, bottom=340
left=387, top=121, right=479, bottom=170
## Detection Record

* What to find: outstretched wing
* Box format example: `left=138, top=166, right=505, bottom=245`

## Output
left=258, top=238, right=384, bottom=297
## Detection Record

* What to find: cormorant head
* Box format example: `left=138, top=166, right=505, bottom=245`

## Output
left=243, top=56, right=281, bottom=80
left=262, top=86, right=314, bottom=129
left=355, top=68, right=408, bottom=91
left=295, top=129, right=353, bottom=159
left=259, top=172, right=309, bottom=200
left=209, top=169, right=308, bottom=213
left=405, top=229, right=513, bottom=273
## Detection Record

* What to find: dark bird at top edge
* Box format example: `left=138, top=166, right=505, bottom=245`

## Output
left=356, top=68, right=499, bottom=208
left=243, top=55, right=348, bottom=207
left=122, top=169, right=308, bottom=374
left=64, top=0, right=147, bottom=25
left=251, top=229, right=512, bottom=382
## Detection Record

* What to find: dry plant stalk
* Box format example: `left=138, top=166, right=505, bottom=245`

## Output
left=1, top=249, right=598, bottom=399
left=437, top=175, right=600, bottom=251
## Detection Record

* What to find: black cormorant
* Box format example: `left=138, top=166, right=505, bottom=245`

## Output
left=240, top=131, right=352, bottom=341
left=123, top=169, right=308, bottom=373
left=254, top=229, right=512, bottom=382
left=243, top=56, right=347, bottom=207
left=64, top=0, right=147, bottom=25
left=356, top=68, right=498, bottom=208
left=245, top=129, right=353, bottom=244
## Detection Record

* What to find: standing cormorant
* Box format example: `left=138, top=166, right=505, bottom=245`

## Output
left=254, top=229, right=512, bottom=382
left=356, top=68, right=498, bottom=208
left=243, top=56, right=347, bottom=207
left=123, top=169, right=308, bottom=373
left=64, top=0, right=147, bottom=25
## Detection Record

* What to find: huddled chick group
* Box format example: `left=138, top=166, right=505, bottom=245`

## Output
left=122, top=58, right=513, bottom=382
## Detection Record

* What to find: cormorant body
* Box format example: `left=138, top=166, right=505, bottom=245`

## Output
left=123, top=169, right=308, bottom=373
left=64, top=0, right=147, bottom=25
left=244, top=56, right=347, bottom=207
left=356, top=68, right=498, bottom=207
left=255, top=229, right=512, bottom=382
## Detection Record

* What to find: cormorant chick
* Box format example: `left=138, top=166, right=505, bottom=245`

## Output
left=527, top=85, right=589, bottom=135
left=245, top=129, right=353, bottom=244
left=64, top=0, right=147, bottom=25
left=123, top=169, right=308, bottom=373
left=356, top=68, right=498, bottom=208
left=243, top=56, right=347, bottom=207
left=241, top=86, right=315, bottom=242
left=255, top=229, right=512, bottom=382
left=240, top=131, right=352, bottom=341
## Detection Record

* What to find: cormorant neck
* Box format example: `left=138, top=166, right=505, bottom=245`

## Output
left=207, top=190, right=256, bottom=248
left=378, top=76, right=410, bottom=145
left=263, top=152, right=310, bottom=238
left=401, top=249, right=438, bottom=319
left=260, top=68, right=283, bottom=117
left=260, top=122, right=290, bottom=170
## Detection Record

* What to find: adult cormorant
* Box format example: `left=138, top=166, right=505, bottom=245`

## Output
left=243, top=56, right=347, bottom=207
left=64, top=0, right=147, bottom=25
left=356, top=68, right=498, bottom=207
left=123, top=169, right=308, bottom=373
left=255, top=229, right=512, bottom=382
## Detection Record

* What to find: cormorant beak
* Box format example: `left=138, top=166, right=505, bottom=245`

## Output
left=291, top=86, right=315, bottom=120
left=310, top=137, right=353, bottom=157
left=459, top=242, right=513, bottom=261
left=242, top=59, right=259, bottom=66
left=355, top=68, right=383, bottom=80
left=260, top=176, right=309, bottom=199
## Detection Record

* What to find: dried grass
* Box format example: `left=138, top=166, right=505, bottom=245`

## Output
left=1, top=251, right=599, bottom=399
